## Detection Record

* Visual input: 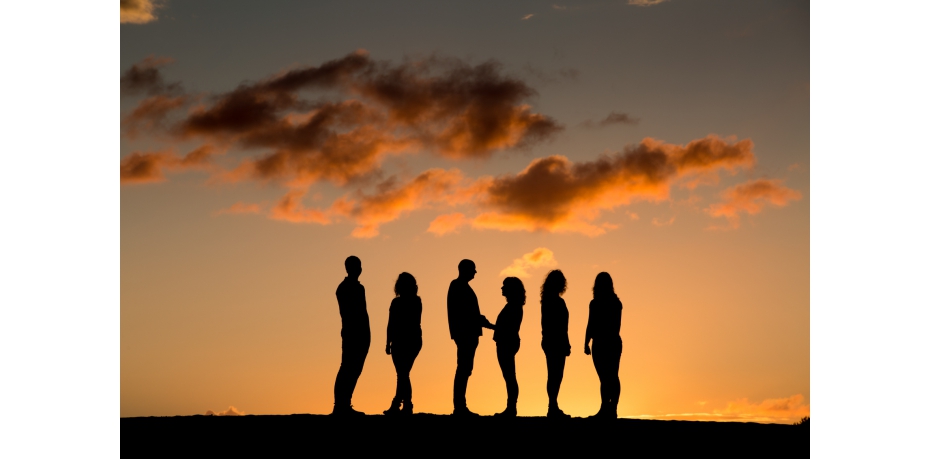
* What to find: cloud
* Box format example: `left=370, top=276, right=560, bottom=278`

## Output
left=522, top=14, right=535, bottom=20
left=260, top=134, right=752, bottom=238
left=122, top=95, right=189, bottom=137
left=205, top=406, right=244, bottom=416
left=651, top=216, right=675, bottom=227
left=122, top=52, right=562, bottom=186
left=427, top=213, right=468, bottom=236
left=120, top=146, right=217, bottom=184
left=267, top=169, right=477, bottom=238
left=120, top=56, right=179, bottom=96
left=269, top=190, right=332, bottom=224
left=580, top=111, right=640, bottom=128
left=705, top=178, right=801, bottom=229
left=500, top=247, right=558, bottom=278
left=626, top=211, right=640, bottom=221
left=628, top=0, right=670, bottom=6
left=471, top=135, right=755, bottom=235
left=630, top=394, right=810, bottom=424
left=121, top=0, right=159, bottom=24
left=333, top=169, right=473, bottom=238
left=214, top=202, right=263, bottom=216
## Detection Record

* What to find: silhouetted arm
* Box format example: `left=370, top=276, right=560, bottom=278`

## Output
left=481, top=314, right=495, bottom=330
left=584, top=300, right=594, bottom=355
left=386, top=298, right=397, bottom=354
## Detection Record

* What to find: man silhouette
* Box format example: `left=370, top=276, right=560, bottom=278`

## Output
left=331, top=255, right=370, bottom=416
left=447, top=259, right=495, bottom=416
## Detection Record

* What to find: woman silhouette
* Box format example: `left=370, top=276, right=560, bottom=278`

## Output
left=583, top=272, right=623, bottom=419
left=493, top=277, right=525, bottom=417
left=383, top=272, right=423, bottom=415
left=540, top=269, right=571, bottom=418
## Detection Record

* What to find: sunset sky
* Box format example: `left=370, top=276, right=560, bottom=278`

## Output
left=120, top=0, right=810, bottom=422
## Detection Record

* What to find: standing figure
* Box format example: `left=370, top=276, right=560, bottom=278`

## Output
left=583, top=272, right=623, bottom=419
left=493, top=277, right=525, bottom=417
left=447, top=259, right=495, bottom=416
left=332, top=256, right=371, bottom=416
left=540, top=269, right=571, bottom=418
left=384, top=272, right=423, bottom=416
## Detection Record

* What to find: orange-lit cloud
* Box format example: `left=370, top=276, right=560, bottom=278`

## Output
left=626, top=211, right=640, bottom=221
left=471, top=135, right=754, bottom=235
left=580, top=111, right=640, bottom=128
left=500, top=247, right=558, bottom=278
left=121, top=52, right=562, bottom=186
left=427, top=213, right=468, bottom=236
left=522, top=14, right=535, bottom=20
left=628, top=0, right=670, bottom=6
left=120, top=146, right=216, bottom=184
left=262, top=169, right=476, bottom=237
left=334, top=169, right=472, bottom=238
left=205, top=406, right=244, bottom=416
left=214, top=202, right=263, bottom=216
left=121, top=0, right=158, bottom=24
left=122, top=95, right=188, bottom=137
left=651, top=216, right=675, bottom=227
left=630, top=394, right=810, bottom=424
left=269, top=190, right=332, bottom=224
left=705, top=178, right=801, bottom=229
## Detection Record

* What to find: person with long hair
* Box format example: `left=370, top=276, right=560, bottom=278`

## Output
left=493, top=277, right=525, bottom=417
left=540, top=269, right=571, bottom=418
left=383, top=272, right=423, bottom=416
left=583, top=272, right=623, bottom=419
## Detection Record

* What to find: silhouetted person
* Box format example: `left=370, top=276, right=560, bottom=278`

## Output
left=540, top=269, right=571, bottom=418
left=583, top=272, right=623, bottom=419
left=493, top=277, right=525, bottom=417
left=383, top=272, right=423, bottom=416
left=447, top=259, right=495, bottom=416
left=331, top=256, right=370, bottom=416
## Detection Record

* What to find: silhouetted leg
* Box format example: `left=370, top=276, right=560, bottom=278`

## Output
left=592, top=346, right=610, bottom=413
left=544, top=351, right=566, bottom=409
left=593, top=341, right=621, bottom=416
left=390, top=350, right=406, bottom=403
left=453, top=338, right=478, bottom=410
left=334, top=337, right=370, bottom=408
left=497, top=345, right=519, bottom=410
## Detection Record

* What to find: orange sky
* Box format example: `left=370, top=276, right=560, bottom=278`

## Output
left=121, top=1, right=809, bottom=422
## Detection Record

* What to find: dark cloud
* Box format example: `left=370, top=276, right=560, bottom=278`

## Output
left=120, top=56, right=181, bottom=97
left=580, top=111, right=640, bottom=129
left=471, top=135, right=755, bottom=235
left=122, top=51, right=563, bottom=186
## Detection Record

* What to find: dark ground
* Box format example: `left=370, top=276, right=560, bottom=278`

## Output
left=120, top=414, right=809, bottom=459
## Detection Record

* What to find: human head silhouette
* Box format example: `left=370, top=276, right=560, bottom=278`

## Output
left=345, top=256, right=362, bottom=279
left=457, top=259, right=477, bottom=281
left=541, top=269, right=567, bottom=300
left=394, top=272, right=418, bottom=297
left=501, top=277, right=526, bottom=306
left=593, top=272, right=616, bottom=298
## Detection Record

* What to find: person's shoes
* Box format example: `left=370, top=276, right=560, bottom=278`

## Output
left=587, top=407, right=608, bottom=419
left=383, top=398, right=402, bottom=416
left=494, top=407, right=517, bottom=417
left=453, top=407, right=480, bottom=417
left=401, top=401, right=414, bottom=416
left=547, top=407, right=571, bottom=419
left=331, top=405, right=366, bottom=417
